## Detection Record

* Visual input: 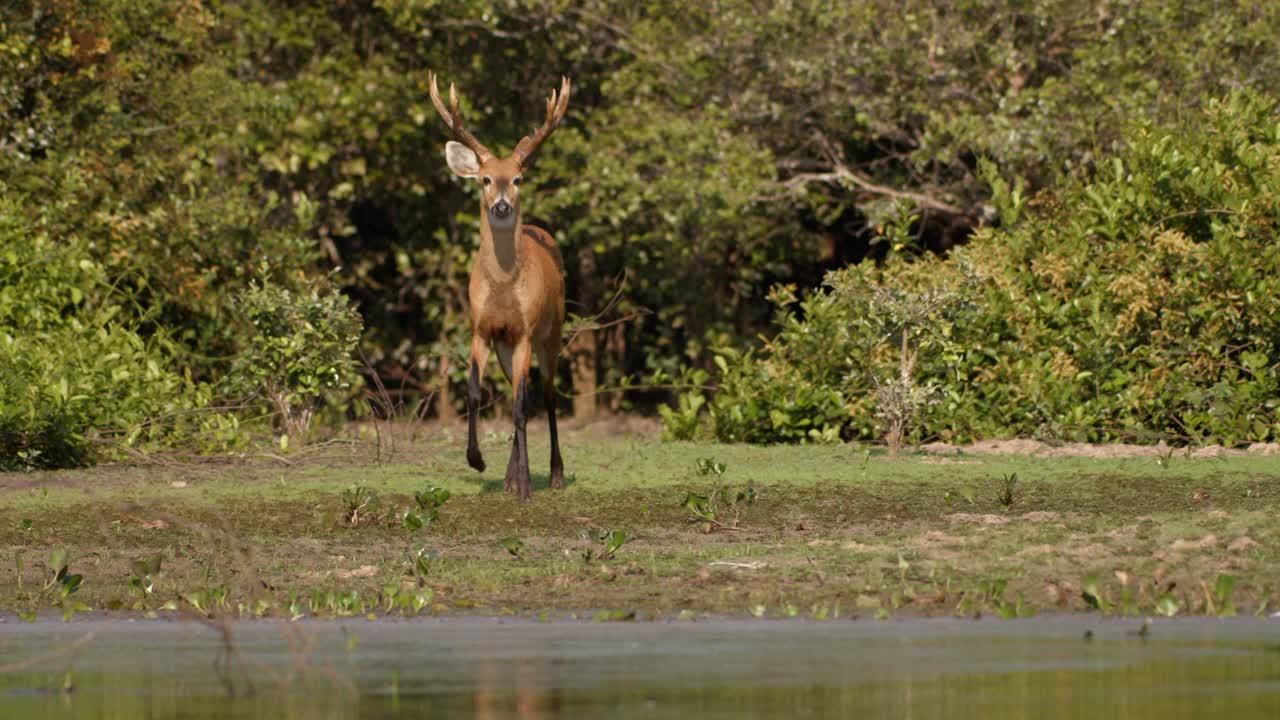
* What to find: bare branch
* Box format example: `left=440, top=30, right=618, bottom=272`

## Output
left=776, top=166, right=974, bottom=219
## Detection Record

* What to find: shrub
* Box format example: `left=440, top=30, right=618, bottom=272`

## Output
left=0, top=195, right=186, bottom=469
left=671, top=92, right=1280, bottom=446
left=229, top=277, right=363, bottom=445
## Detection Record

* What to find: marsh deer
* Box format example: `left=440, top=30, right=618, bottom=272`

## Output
left=429, top=71, right=570, bottom=501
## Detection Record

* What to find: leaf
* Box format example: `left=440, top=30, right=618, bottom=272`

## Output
left=682, top=492, right=714, bottom=520
left=415, top=487, right=451, bottom=511
left=501, top=536, right=525, bottom=559
left=603, top=530, right=627, bottom=557
left=591, top=609, right=636, bottom=622
left=60, top=573, right=83, bottom=597
left=401, top=511, right=424, bottom=530
left=1213, top=574, right=1237, bottom=617
left=412, top=546, right=435, bottom=576
left=1081, top=574, right=1108, bottom=612
left=49, top=546, right=68, bottom=576
left=1154, top=594, right=1180, bottom=617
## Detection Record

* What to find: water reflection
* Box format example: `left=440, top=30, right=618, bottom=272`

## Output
left=471, top=656, right=563, bottom=720
left=0, top=618, right=1278, bottom=719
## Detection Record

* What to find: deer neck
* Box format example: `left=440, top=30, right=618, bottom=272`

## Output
left=478, top=211, right=522, bottom=284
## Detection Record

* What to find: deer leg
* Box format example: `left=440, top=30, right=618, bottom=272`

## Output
left=466, top=336, right=490, bottom=473
left=508, top=340, right=534, bottom=501
left=537, top=338, right=565, bottom=490
left=503, top=428, right=519, bottom=494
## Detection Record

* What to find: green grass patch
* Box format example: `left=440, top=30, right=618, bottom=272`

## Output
left=2, top=431, right=1277, bottom=621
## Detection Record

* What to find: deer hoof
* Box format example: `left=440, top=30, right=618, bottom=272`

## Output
left=467, top=448, right=486, bottom=472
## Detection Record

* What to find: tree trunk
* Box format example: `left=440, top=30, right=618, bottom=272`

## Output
left=606, top=324, right=626, bottom=413
left=572, top=244, right=599, bottom=419
left=436, top=352, right=458, bottom=422
left=572, top=331, right=598, bottom=419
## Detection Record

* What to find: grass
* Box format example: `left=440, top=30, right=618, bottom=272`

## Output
left=1, top=422, right=1278, bottom=621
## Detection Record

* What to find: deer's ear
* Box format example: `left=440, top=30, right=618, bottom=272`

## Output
left=445, top=141, right=480, bottom=178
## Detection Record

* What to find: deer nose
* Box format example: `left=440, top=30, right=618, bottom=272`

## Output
left=492, top=199, right=512, bottom=218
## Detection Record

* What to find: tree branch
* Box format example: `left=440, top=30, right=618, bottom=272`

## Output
left=777, top=166, right=974, bottom=219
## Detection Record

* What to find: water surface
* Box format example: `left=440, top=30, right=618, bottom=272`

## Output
left=1, top=616, right=1278, bottom=718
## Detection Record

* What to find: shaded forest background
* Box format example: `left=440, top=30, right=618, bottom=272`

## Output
left=4, top=0, right=1280, bottom=467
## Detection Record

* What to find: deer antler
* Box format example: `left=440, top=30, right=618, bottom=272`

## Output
left=511, top=76, right=571, bottom=166
left=428, top=71, right=494, bottom=164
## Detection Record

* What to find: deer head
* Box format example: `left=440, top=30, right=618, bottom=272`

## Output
left=429, top=72, right=571, bottom=228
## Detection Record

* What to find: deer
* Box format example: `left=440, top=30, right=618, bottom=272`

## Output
left=428, top=71, right=571, bottom=501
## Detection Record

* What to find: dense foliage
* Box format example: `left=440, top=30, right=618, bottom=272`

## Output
left=673, top=94, right=1280, bottom=446
left=4, top=0, right=1280, bottom=465
left=0, top=193, right=190, bottom=468
left=230, top=276, right=363, bottom=444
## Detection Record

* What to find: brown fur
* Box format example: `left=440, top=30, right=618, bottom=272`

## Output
left=430, top=72, right=571, bottom=501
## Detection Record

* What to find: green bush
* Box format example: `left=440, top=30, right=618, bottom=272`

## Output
left=229, top=277, right=363, bottom=445
left=673, top=92, right=1280, bottom=446
left=0, top=195, right=187, bottom=469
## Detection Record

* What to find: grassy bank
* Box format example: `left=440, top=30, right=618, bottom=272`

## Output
left=2, top=422, right=1277, bottom=621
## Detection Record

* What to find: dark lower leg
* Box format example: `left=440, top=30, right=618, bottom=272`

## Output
left=466, top=360, right=485, bottom=472
left=512, top=377, right=531, bottom=500
left=545, top=383, right=564, bottom=489
left=504, top=433, right=518, bottom=494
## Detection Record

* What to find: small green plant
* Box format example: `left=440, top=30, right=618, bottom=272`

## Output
left=997, top=473, right=1018, bottom=508
left=501, top=536, right=525, bottom=560
left=408, top=545, right=436, bottom=579
left=976, top=578, right=1034, bottom=619
left=591, top=609, right=637, bottom=622
left=696, top=458, right=727, bottom=477
left=1081, top=574, right=1112, bottom=613
left=683, top=459, right=755, bottom=531
left=382, top=583, right=434, bottom=614
left=1154, top=593, right=1180, bottom=617
left=44, top=546, right=83, bottom=601
left=399, top=486, right=452, bottom=530
left=584, top=530, right=628, bottom=562
left=657, top=367, right=710, bottom=440
left=288, top=594, right=307, bottom=621
left=230, top=274, right=362, bottom=446
left=412, top=486, right=451, bottom=521
left=31, top=546, right=91, bottom=621
left=401, top=510, right=425, bottom=530
left=682, top=486, right=756, bottom=532
left=855, top=264, right=981, bottom=454
left=184, top=586, right=229, bottom=617
left=311, top=588, right=367, bottom=617
left=126, top=555, right=163, bottom=610
left=341, top=484, right=380, bottom=525
left=1209, top=574, right=1237, bottom=617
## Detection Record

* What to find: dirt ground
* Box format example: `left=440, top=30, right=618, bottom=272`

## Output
left=2, top=421, right=1277, bottom=622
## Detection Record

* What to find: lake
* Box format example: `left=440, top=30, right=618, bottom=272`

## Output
left=2, top=615, right=1278, bottom=718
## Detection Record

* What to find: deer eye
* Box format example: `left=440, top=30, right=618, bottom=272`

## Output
left=513, top=177, right=523, bottom=186
left=482, top=176, right=492, bottom=186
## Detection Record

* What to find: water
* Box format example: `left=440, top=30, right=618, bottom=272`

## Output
left=1, top=616, right=1278, bottom=718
